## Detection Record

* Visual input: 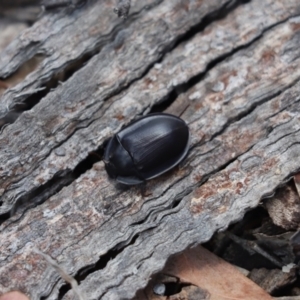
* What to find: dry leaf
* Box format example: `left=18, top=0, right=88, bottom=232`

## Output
left=265, top=183, right=300, bottom=230
left=136, top=246, right=273, bottom=300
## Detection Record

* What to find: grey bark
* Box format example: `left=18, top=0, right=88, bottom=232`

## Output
left=0, top=0, right=300, bottom=299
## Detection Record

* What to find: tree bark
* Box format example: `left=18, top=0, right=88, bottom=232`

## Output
left=0, top=0, right=300, bottom=299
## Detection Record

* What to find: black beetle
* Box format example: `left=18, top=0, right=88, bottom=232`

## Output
left=103, top=113, right=189, bottom=185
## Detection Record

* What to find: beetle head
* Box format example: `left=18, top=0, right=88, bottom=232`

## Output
left=104, top=135, right=138, bottom=179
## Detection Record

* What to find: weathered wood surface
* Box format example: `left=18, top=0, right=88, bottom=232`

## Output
left=1, top=0, right=300, bottom=299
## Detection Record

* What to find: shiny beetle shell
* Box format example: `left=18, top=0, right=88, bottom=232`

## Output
left=103, top=113, right=189, bottom=185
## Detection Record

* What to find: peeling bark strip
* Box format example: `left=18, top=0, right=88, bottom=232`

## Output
left=0, top=0, right=160, bottom=109
left=1, top=0, right=300, bottom=299
left=1, top=0, right=300, bottom=217
left=0, top=0, right=232, bottom=216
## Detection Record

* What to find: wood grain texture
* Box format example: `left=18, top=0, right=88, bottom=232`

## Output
left=0, top=0, right=230, bottom=215
left=1, top=0, right=300, bottom=299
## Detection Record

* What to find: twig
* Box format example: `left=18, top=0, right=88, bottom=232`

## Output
left=33, top=248, right=86, bottom=300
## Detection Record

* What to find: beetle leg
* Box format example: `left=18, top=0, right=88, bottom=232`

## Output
left=116, top=175, right=144, bottom=185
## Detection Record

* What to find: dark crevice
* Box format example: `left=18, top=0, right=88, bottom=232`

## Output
left=34, top=111, right=286, bottom=298
left=265, top=126, right=300, bottom=150
left=180, top=0, right=250, bottom=45
left=0, top=51, right=104, bottom=129
left=0, top=170, right=73, bottom=226
left=40, top=278, right=62, bottom=300
left=0, top=0, right=163, bottom=131
left=281, top=141, right=300, bottom=156
left=159, top=0, right=251, bottom=63
left=0, top=0, right=292, bottom=228
left=150, top=13, right=296, bottom=114
left=129, top=136, right=260, bottom=231
left=170, top=198, right=181, bottom=209
left=149, top=0, right=254, bottom=113
left=0, top=54, right=45, bottom=128
left=0, top=0, right=247, bottom=222
left=0, top=53, right=44, bottom=83
left=106, top=0, right=254, bottom=117
left=73, top=147, right=104, bottom=178
left=209, top=78, right=300, bottom=143
left=0, top=0, right=290, bottom=129
left=57, top=234, right=140, bottom=300
left=98, top=250, right=156, bottom=300
left=0, top=1, right=299, bottom=298
left=212, top=91, right=282, bottom=140
left=0, top=146, right=104, bottom=227
left=0, top=0, right=249, bottom=129
left=153, top=281, right=192, bottom=296
left=186, top=77, right=300, bottom=160
left=130, top=194, right=186, bottom=227
left=0, top=1, right=41, bottom=25
left=130, top=173, right=194, bottom=226
left=1, top=10, right=294, bottom=226
left=189, top=124, right=265, bottom=191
